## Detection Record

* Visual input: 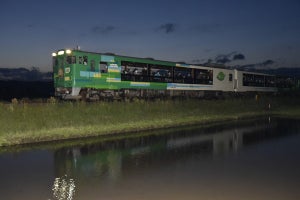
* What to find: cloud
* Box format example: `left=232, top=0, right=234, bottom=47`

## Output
left=262, top=59, right=274, bottom=66
left=91, top=25, right=115, bottom=35
left=157, top=23, right=176, bottom=34
left=214, top=52, right=245, bottom=64
left=215, top=55, right=231, bottom=64
left=237, top=59, right=276, bottom=70
left=233, top=53, right=245, bottom=61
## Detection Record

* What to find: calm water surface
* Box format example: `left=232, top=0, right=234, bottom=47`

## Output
left=0, top=118, right=300, bottom=200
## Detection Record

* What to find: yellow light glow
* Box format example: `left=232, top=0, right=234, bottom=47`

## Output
left=64, top=77, right=70, bottom=81
left=66, top=49, right=72, bottom=54
left=52, top=52, right=57, bottom=57
left=58, top=50, right=64, bottom=55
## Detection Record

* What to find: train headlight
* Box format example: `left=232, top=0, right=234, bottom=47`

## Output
left=52, top=52, right=57, bottom=57
left=58, top=50, right=64, bottom=55
left=66, top=49, right=72, bottom=54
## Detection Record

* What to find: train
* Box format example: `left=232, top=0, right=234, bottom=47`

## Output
left=52, top=48, right=281, bottom=101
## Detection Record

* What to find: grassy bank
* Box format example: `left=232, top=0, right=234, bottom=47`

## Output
left=0, top=96, right=299, bottom=147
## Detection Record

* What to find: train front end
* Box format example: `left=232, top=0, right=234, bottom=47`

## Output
left=52, top=49, right=80, bottom=99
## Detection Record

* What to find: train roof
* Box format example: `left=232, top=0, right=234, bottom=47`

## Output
left=55, top=49, right=217, bottom=69
left=53, top=49, right=276, bottom=76
left=68, top=49, right=176, bottom=65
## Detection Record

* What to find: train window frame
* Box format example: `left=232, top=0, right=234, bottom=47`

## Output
left=66, top=56, right=76, bottom=64
left=83, top=56, right=88, bottom=65
left=121, top=61, right=148, bottom=82
left=194, top=69, right=213, bottom=85
left=265, top=75, right=276, bottom=87
left=100, top=62, right=108, bottom=73
left=149, top=64, right=172, bottom=83
left=79, top=56, right=83, bottom=64
left=174, top=67, right=193, bottom=84
left=229, top=73, right=233, bottom=81
left=243, top=73, right=266, bottom=87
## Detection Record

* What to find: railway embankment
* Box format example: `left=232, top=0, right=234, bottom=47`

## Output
left=0, top=96, right=299, bottom=147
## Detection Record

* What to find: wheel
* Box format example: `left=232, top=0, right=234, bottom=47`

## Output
left=79, top=90, right=87, bottom=101
left=91, top=93, right=100, bottom=101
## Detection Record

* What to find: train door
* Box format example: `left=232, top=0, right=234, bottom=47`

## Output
left=53, top=51, right=72, bottom=88
left=100, top=55, right=121, bottom=88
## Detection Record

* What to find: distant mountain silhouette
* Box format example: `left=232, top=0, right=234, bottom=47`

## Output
left=0, top=67, right=52, bottom=81
left=226, top=65, right=300, bottom=78
left=0, top=67, right=53, bottom=101
left=0, top=80, right=54, bottom=101
left=262, top=68, right=300, bottom=78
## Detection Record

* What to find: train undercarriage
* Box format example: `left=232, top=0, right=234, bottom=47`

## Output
left=56, top=87, right=227, bottom=102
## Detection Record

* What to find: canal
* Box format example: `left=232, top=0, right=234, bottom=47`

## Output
left=0, top=117, right=300, bottom=200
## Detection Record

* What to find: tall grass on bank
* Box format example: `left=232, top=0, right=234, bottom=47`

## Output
left=0, top=96, right=299, bottom=146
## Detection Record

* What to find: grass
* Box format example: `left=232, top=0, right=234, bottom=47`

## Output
left=0, top=95, right=299, bottom=147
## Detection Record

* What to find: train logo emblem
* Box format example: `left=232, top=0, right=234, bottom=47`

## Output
left=217, top=72, right=225, bottom=81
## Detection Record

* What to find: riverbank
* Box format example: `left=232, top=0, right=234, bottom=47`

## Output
left=0, top=96, right=299, bottom=147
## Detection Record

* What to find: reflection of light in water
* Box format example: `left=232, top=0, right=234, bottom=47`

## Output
left=52, top=175, right=75, bottom=200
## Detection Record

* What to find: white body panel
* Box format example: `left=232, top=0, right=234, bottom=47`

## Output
left=212, top=68, right=235, bottom=92
left=167, top=64, right=277, bottom=93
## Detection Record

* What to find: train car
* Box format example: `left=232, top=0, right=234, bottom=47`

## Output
left=52, top=49, right=276, bottom=100
left=235, top=70, right=277, bottom=92
left=168, top=64, right=235, bottom=98
left=53, top=49, right=174, bottom=100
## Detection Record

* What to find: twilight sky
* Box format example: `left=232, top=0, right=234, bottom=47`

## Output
left=0, top=0, right=300, bottom=71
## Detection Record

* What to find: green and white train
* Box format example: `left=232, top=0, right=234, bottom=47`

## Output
left=52, top=48, right=277, bottom=100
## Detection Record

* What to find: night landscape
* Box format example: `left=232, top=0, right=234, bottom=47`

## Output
left=0, top=0, right=300, bottom=200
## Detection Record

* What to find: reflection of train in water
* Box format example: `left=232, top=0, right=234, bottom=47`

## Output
left=52, top=49, right=294, bottom=100
left=54, top=119, right=279, bottom=182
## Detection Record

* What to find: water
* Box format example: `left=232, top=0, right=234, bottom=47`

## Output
left=0, top=118, right=300, bottom=200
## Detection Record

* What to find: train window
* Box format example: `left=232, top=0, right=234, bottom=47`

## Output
left=276, top=76, right=295, bottom=88
left=265, top=76, right=275, bottom=87
left=194, top=69, right=213, bottom=85
left=121, top=61, right=148, bottom=82
left=149, top=64, right=172, bottom=83
left=83, top=56, right=88, bottom=65
left=100, top=62, right=108, bottom=73
left=229, top=73, right=233, bottom=81
left=174, top=67, right=193, bottom=84
left=255, top=75, right=264, bottom=87
left=66, top=56, right=76, bottom=64
left=79, top=56, right=83, bottom=64
left=243, top=73, right=266, bottom=87
left=121, top=65, right=130, bottom=81
left=91, top=60, right=95, bottom=71
left=243, top=73, right=253, bottom=86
